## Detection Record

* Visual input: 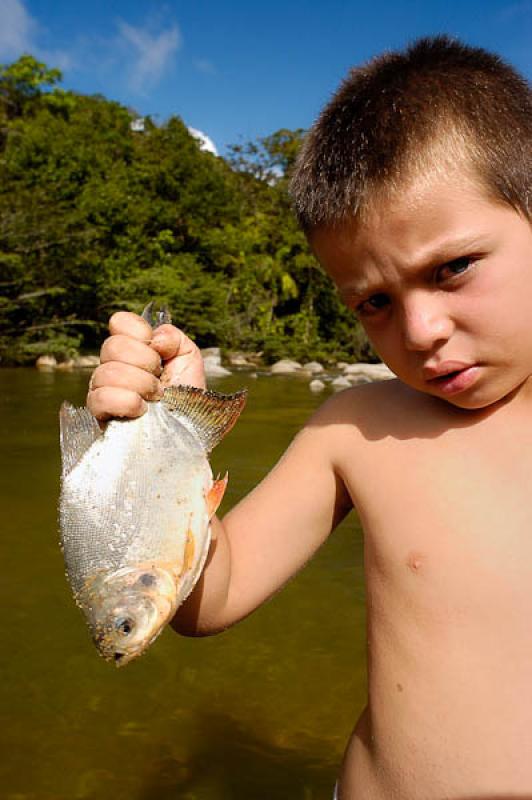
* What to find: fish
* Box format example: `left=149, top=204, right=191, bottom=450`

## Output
left=59, top=304, right=246, bottom=666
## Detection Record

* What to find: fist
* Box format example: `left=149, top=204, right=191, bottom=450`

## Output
left=87, top=311, right=206, bottom=421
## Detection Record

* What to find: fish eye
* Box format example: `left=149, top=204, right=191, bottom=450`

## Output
left=115, top=617, right=135, bottom=636
left=138, top=573, right=156, bottom=587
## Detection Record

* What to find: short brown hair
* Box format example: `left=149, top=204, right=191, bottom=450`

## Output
left=290, top=36, right=532, bottom=230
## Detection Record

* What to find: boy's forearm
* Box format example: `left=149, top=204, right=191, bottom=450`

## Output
left=170, top=516, right=232, bottom=637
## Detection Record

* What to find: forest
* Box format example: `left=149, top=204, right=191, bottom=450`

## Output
left=0, top=55, right=372, bottom=366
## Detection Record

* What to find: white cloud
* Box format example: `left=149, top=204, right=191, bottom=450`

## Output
left=0, top=0, right=73, bottom=71
left=188, top=127, right=218, bottom=156
left=117, top=20, right=182, bottom=93
left=0, top=0, right=37, bottom=59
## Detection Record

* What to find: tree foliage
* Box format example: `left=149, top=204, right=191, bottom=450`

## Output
left=0, top=55, right=372, bottom=365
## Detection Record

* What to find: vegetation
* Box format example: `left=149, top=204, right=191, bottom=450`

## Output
left=0, top=55, right=372, bottom=365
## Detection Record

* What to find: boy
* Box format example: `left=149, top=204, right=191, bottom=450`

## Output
left=87, top=37, right=532, bottom=799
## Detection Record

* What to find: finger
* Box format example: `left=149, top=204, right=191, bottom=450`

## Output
left=89, top=362, right=162, bottom=401
left=109, top=311, right=152, bottom=342
left=101, top=334, right=162, bottom=375
left=87, top=387, right=147, bottom=421
left=151, top=325, right=198, bottom=360
left=161, top=356, right=206, bottom=390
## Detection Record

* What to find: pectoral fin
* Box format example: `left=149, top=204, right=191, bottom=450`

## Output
left=205, top=473, right=228, bottom=518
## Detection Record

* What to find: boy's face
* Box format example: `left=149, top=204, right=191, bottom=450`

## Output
left=310, top=175, right=532, bottom=410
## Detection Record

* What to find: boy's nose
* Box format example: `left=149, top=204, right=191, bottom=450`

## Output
left=400, top=294, right=453, bottom=352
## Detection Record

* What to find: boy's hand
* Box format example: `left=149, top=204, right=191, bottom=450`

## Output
left=87, top=311, right=206, bottom=421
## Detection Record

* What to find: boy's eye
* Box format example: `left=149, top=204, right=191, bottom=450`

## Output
left=356, top=293, right=389, bottom=317
left=436, top=257, right=472, bottom=282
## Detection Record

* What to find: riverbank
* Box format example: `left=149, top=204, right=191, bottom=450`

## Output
left=31, top=347, right=394, bottom=392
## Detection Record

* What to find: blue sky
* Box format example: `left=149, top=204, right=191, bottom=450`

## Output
left=1, top=0, right=531, bottom=156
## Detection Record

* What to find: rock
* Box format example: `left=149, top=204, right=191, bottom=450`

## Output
left=200, top=347, right=221, bottom=366
left=228, top=352, right=254, bottom=368
left=346, top=374, right=372, bottom=386
left=204, top=358, right=231, bottom=377
left=270, top=359, right=302, bottom=375
left=309, top=379, right=326, bottom=392
left=36, top=355, right=57, bottom=371
left=336, top=361, right=349, bottom=370
left=73, top=355, right=100, bottom=368
left=342, top=362, right=395, bottom=381
left=302, top=361, right=324, bottom=374
left=55, top=359, right=75, bottom=371
left=331, top=376, right=352, bottom=390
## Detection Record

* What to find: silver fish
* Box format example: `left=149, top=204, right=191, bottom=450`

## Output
left=59, top=307, right=246, bottom=666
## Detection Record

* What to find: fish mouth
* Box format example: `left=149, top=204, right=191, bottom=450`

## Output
left=81, top=564, right=179, bottom=666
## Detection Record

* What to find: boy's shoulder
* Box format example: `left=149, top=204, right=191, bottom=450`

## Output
left=312, top=377, right=446, bottom=439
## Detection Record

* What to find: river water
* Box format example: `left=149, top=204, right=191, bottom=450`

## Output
left=0, top=367, right=367, bottom=800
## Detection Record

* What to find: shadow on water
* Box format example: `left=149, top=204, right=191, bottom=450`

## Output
left=139, top=709, right=338, bottom=800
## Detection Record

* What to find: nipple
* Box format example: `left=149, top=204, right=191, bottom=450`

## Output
left=407, top=551, right=424, bottom=573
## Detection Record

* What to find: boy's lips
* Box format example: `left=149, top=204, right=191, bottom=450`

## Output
left=422, top=362, right=480, bottom=395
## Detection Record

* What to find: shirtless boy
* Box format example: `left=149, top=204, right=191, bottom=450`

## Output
left=87, top=37, right=532, bottom=800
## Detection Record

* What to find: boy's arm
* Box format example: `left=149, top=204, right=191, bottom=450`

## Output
left=87, top=312, right=353, bottom=636
left=174, top=413, right=352, bottom=634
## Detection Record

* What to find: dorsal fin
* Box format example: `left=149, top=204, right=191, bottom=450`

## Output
left=141, top=302, right=172, bottom=330
left=161, top=385, right=247, bottom=452
left=59, top=402, right=102, bottom=475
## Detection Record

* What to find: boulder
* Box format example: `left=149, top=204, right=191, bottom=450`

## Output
left=204, top=357, right=231, bottom=377
left=342, top=362, right=395, bottom=381
left=36, top=355, right=57, bottom=371
left=73, top=355, right=100, bottom=368
left=331, top=376, right=352, bottom=390
left=309, top=379, right=326, bottom=392
left=270, top=359, right=302, bottom=375
left=302, top=361, right=324, bottom=374
left=228, top=352, right=255, bottom=368
left=346, top=374, right=372, bottom=386
left=55, top=359, right=75, bottom=371
left=200, top=347, right=221, bottom=366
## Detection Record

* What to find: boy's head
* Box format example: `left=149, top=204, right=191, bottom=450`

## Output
left=290, top=36, right=531, bottom=229
left=291, top=38, right=532, bottom=411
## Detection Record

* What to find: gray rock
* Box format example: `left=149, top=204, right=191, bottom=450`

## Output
left=343, top=362, right=395, bottom=381
left=200, top=347, right=221, bottom=366
left=270, top=359, right=302, bottom=375
left=73, top=355, right=100, bottom=368
left=331, top=376, right=352, bottom=390
left=36, top=355, right=57, bottom=370
left=309, top=379, right=326, bottom=392
left=203, top=357, right=231, bottom=377
left=228, top=352, right=254, bottom=367
left=346, top=374, right=372, bottom=386
left=55, top=359, right=75, bottom=371
left=302, top=361, right=324, bottom=374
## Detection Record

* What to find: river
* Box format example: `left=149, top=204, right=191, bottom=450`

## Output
left=0, top=367, right=366, bottom=800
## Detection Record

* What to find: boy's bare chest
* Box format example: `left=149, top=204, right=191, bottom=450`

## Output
left=342, top=419, right=532, bottom=609
left=337, top=404, right=532, bottom=796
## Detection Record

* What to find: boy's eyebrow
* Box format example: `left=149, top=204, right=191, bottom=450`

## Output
left=346, top=233, right=488, bottom=297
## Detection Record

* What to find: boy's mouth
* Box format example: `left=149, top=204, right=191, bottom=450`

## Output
left=423, top=363, right=479, bottom=395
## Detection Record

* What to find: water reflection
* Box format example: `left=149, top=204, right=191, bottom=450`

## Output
left=0, top=368, right=366, bottom=800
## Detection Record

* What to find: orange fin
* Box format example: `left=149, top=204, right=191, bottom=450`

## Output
left=205, top=473, right=228, bottom=518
